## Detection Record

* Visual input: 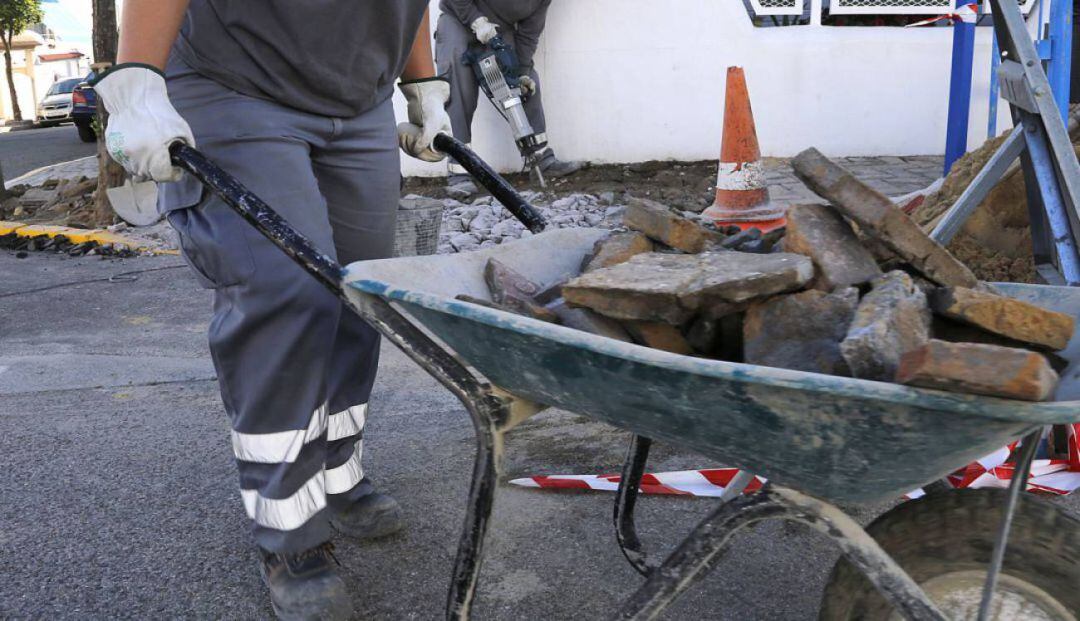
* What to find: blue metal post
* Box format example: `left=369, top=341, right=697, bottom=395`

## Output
left=1021, top=114, right=1080, bottom=283
left=1047, top=0, right=1074, bottom=120
left=945, top=13, right=978, bottom=175
left=988, top=28, right=1001, bottom=138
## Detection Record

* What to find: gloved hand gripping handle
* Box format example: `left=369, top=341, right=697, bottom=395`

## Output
left=433, top=133, right=547, bottom=233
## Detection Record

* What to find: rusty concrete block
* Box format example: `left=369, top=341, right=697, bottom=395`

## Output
left=897, top=339, right=1059, bottom=402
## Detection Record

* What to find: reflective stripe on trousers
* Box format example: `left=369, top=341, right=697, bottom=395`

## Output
left=236, top=404, right=367, bottom=534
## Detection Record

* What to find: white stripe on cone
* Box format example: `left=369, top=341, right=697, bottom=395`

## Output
left=714, top=161, right=766, bottom=192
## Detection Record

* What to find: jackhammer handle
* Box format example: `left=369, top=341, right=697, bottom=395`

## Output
left=170, top=143, right=348, bottom=297
left=433, top=133, right=547, bottom=233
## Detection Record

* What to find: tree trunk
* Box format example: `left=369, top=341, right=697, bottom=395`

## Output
left=3, top=33, right=21, bottom=123
left=92, top=0, right=124, bottom=226
left=0, top=158, right=8, bottom=201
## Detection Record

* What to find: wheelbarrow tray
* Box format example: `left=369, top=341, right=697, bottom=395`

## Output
left=344, top=228, right=1080, bottom=503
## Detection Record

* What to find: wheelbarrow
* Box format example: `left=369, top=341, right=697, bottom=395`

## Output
left=170, top=139, right=1080, bottom=620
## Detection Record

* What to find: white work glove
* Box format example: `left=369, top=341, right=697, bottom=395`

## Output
left=92, top=64, right=194, bottom=183
left=397, top=77, right=452, bottom=162
left=518, top=75, right=537, bottom=97
left=470, top=16, right=499, bottom=44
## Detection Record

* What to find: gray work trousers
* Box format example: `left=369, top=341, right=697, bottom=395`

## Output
left=158, top=58, right=399, bottom=554
left=435, top=11, right=547, bottom=147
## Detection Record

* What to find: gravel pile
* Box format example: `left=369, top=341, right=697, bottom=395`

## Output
left=436, top=191, right=626, bottom=253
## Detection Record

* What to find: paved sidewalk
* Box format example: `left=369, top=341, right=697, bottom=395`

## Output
left=765, top=155, right=943, bottom=204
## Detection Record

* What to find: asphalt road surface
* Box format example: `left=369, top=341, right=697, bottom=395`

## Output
left=3, top=249, right=1079, bottom=619
left=0, top=124, right=96, bottom=181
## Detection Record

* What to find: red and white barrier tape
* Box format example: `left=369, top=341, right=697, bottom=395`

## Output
left=904, top=3, right=979, bottom=27
left=512, top=424, right=1080, bottom=500
left=510, top=468, right=765, bottom=497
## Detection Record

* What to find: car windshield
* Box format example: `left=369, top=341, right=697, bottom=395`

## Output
left=46, top=78, right=82, bottom=96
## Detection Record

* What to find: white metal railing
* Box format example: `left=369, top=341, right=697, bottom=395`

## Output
left=829, top=0, right=951, bottom=15
left=746, top=0, right=1039, bottom=19
left=748, top=0, right=805, bottom=16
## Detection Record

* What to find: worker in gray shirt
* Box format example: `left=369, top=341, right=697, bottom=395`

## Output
left=438, top=0, right=582, bottom=195
left=91, top=1, right=451, bottom=618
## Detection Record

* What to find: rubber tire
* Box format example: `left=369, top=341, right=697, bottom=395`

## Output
left=76, top=122, right=96, bottom=143
left=819, top=489, right=1080, bottom=620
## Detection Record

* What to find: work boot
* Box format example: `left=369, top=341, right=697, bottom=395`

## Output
left=260, top=542, right=351, bottom=621
left=446, top=173, right=478, bottom=199
left=330, top=491, right=405, bottom=540
left=535, top=148, right=584, bottom=178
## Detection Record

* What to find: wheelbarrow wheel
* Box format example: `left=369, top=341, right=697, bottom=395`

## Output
left=819, top=489, right=1080, bottom=620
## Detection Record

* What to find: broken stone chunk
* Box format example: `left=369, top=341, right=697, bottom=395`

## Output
left=623, top=321, right=695, bottom=355
left=17, top=187, right=58, bottom=209
left=545, top=299, right=633, bottom=342
left=677, top=252, right=814, bottom=308
left=841, top=271, right=931, bottom=381
left=929, top=287, right=1075, bottom=351
left=719, top=228, right=762, bottom=250
left=59, top=177, right=98, bottom=200
left=456, top=294, right=558, bottom=323
left=686, top=316, right=723, bottom=357
left=791, top=148, right=979, bottom=288
left=485, top=258, right=540, bottom=301
left=624, top=197, right=725, bottom=253
left=482, top=259, right=556, bottom=321
left=897, top=340, right=1059, bottom=402
left=563, top=253, right=697, bottom=324
left=744, top=288, right=859, bottom=375
left=582, top=231, right=654, bottom=272
left=563, top=251, right=813, bottom=324
left=784, top=203, right=882, bottom=291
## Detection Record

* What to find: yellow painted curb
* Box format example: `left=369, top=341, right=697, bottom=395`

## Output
left=1, top=221, right=172, bottom=254
left=0, top=220, right=26, bottom=235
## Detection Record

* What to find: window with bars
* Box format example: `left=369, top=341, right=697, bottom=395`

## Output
left=744, top=0, right=1037, bottom=26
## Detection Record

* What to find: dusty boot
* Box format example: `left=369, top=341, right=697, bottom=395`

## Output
left=260, top=542, right=351, bottom=621
left=535, top=148, right=584, bottom=178
left=446, top=173, right=478, bottom=199
left=330, top=491, right=405, bottom=540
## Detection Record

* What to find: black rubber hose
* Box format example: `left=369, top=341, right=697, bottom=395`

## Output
left=434, top=133, right=547, bottom=233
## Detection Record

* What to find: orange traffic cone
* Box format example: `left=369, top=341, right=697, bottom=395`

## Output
left=703, top=67, right=786, bottom=232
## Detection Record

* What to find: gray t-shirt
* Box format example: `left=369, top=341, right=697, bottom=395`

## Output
left=173, top=0, right=430, bottom=118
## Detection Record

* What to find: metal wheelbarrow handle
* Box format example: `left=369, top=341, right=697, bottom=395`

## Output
left=169, top=139, right=546, bottom=296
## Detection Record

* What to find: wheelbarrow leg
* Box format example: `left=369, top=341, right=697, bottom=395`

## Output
left=614, top=435, right=657, bottom=576
left=344, top=293, right=521, bottom=620
left=613, top=485, right=946, bottom=621
left=614, top=437, right=755, bottom=577
left=977, top=428, right=1042, bottom=621
left=446, top=396, right=506, bottom=620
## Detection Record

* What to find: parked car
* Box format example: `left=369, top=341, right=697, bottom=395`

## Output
left=71, top=71, right=98, bottom=143
left=35, top=77, right=83, bottom=127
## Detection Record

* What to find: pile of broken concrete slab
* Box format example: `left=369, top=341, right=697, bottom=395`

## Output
left=469, top=148, right=1075, bottom=403
left=1, top=176, right=101, bottom=228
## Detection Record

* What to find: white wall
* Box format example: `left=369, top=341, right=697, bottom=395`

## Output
left=398, top=1, right=1027, bottom=176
